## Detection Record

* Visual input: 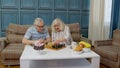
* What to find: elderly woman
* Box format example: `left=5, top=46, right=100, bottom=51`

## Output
left=51, top=18, right=73, bottom=45
left=22, top=18, right=51, bottom=45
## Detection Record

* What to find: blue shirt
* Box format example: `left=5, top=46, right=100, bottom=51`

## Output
left=24, top=26, right=50, bottom=40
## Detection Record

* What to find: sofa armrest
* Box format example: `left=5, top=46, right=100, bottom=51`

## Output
left=94, top=40, right=112, bottom=48
left=80, top=35, right=92, bottom=45
left=0, top=37, right=8, bottom=51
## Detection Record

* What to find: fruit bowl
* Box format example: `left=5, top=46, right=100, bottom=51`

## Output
left=83, top=48, right=91, bottom=52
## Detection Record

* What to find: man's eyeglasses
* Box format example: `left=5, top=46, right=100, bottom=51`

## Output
left=36, top=25, right=44, bottom=28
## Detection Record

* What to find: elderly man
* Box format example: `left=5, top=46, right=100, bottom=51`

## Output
left=22, top=18, right=51, bottom=45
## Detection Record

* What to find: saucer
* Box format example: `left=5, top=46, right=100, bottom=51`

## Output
left=73, top=50, right=83, bottom=54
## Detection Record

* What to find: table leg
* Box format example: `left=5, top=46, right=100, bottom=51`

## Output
left=20, top=60, right=30, bottom=68
left=91, top=57, right=100, bottom=68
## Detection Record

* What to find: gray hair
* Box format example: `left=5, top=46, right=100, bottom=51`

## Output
left=34, top=18, right=44, bottom=25
left=51, top=18, right=65, bottom=32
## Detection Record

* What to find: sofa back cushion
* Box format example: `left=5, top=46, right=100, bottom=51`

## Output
left=112, top=29, right=120, bottom=47
left=7, top=23, right=31, bottom=35
left=46, top=26, right=52, bottom=36
left=67, top=23, right=80, bottom=42
left=6, top=23, right=31, bottom=43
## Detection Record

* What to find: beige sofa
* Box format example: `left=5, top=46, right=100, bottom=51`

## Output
left=0, top=23, right=91, bottom=65
left=94, top=29, right=120, bottom=68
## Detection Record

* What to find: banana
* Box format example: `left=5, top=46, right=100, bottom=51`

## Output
left=79, top=41, right=91, bottom=48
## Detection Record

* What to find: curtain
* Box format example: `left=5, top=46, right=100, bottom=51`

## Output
left=89, top=0, right=112, bottom=45
left=110, top=0, right=120, bottom=38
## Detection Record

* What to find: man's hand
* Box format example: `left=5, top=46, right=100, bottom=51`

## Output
left=34, top=39, right=44, bottom=45
left=38, top=39, right=44, bottom=44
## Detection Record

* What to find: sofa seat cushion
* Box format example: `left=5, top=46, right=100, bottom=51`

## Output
left=1, top=43, right=25, bottom=59
left=95, top=46, right=118, bottom=61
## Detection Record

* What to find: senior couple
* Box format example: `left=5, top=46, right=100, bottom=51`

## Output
left=22, top=18, right=73, bottom=46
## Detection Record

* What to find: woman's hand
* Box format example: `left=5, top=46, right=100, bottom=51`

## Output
left=53, top=40, right=60, bottom=45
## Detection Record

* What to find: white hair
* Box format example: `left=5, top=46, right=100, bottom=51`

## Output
left=51, top=18, right=65, bottom=32
left=34, top=18, right=44, bottom=25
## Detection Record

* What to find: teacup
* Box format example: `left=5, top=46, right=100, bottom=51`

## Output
left=71, top=42, right=77, bottom=49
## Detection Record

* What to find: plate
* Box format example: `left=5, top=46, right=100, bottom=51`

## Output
left=73, top=50, right=83, bottom=54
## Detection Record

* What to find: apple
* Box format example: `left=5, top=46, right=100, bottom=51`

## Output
left=79, top=43, right=85, bottom=48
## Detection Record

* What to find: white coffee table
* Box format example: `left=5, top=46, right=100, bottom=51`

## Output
left=20, top=45, right=100, bottom=68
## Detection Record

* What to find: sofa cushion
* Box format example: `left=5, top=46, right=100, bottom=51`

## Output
left=95, top=46, right=118, bottom=61
left=1, top=43, right=24, bottom=59
left=6, top=23, right=31, bottom=35
left=7, top=34, right=24, bottom=43
left=71, top=33, right=80, bottom=42
left=67, top=23, right=80, bottom=33
left=112, top=29, right=120, bottom=47
left=68, top=23, right=80, bottom=42
left=46, top=26, right=51, bottom=36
